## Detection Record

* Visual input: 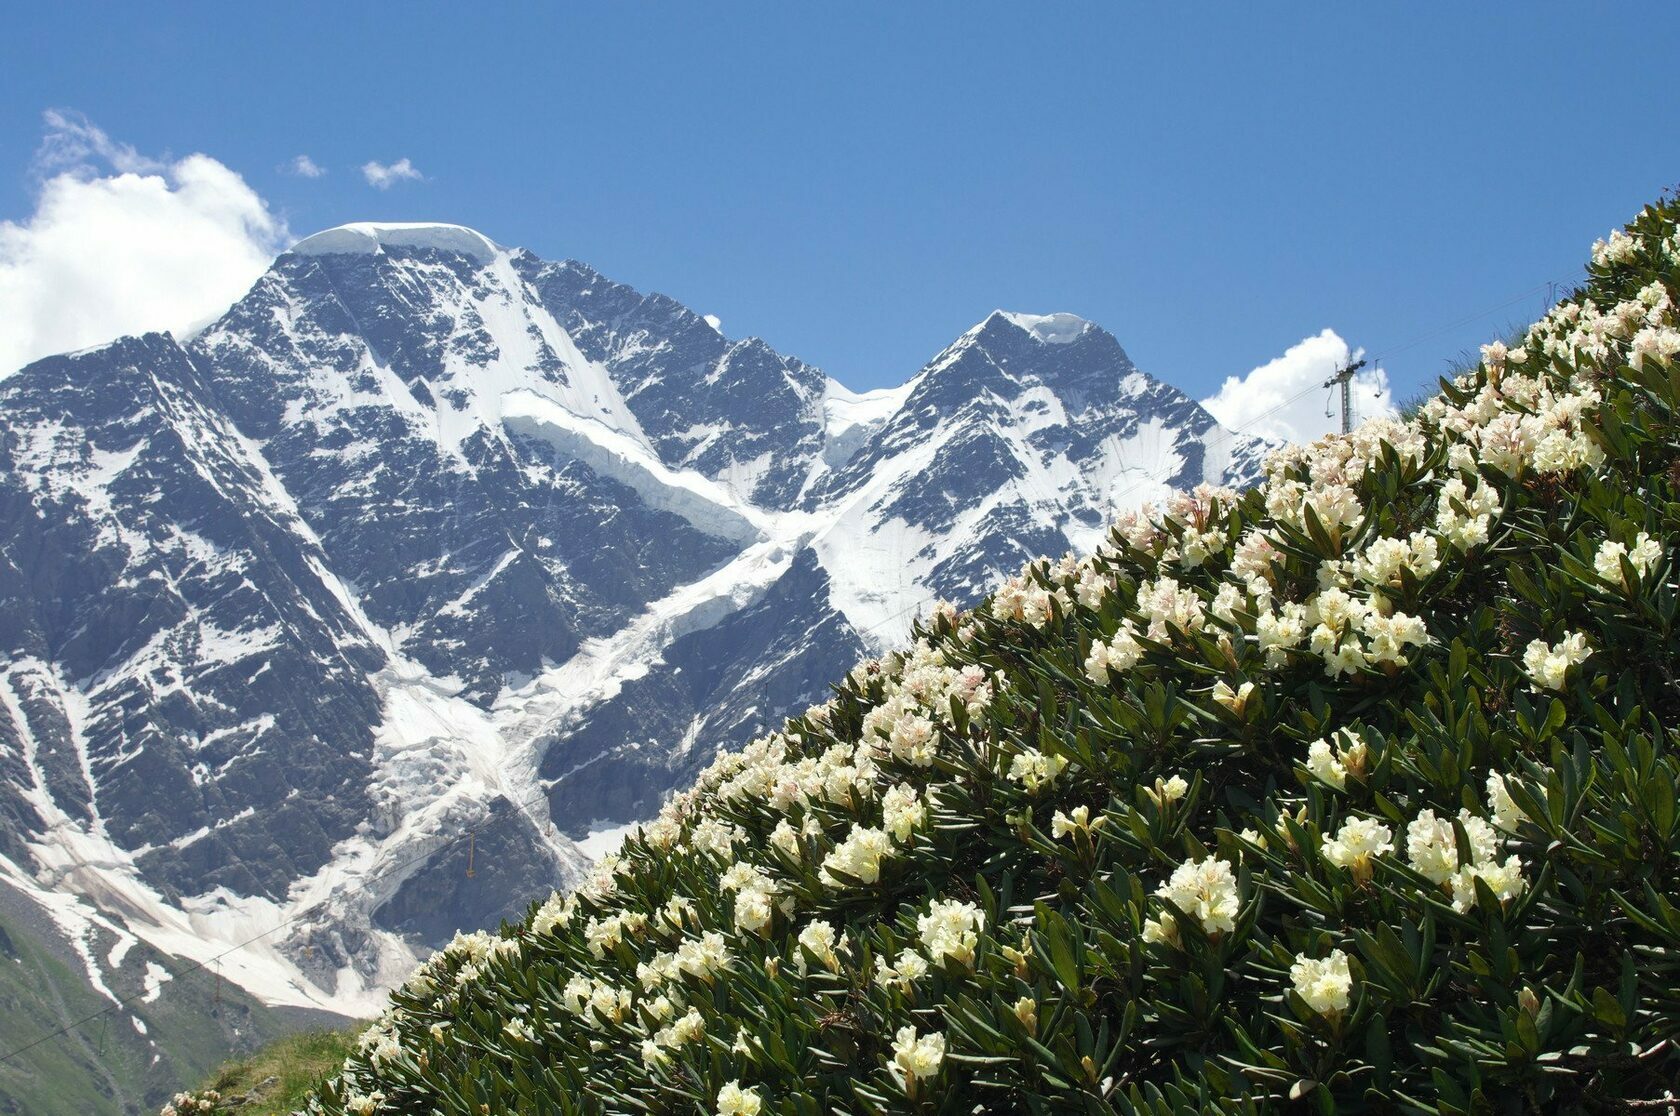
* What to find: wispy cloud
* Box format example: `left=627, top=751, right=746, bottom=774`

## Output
left=1200, top=328, right=1393, bottom=444
left=285, top=154, right=327, bottom=178
left=34, top=107, right=165, bottom=177
left=361, top=157, right=423, bottom=189
left=0, top=110, right=287, bottom=377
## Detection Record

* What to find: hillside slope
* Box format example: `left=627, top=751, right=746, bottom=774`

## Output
left=270, top=196, right=1680, bottom=1115
left=0, top=880, right=347, bottom=1116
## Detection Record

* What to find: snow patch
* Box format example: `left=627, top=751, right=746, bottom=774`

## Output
left=998, top=311, right=1091, bottom=344
left=288, top=223, right=500, bottom=263
left=502, top=389, right=766, bottom=545
left=576, top=821, right=639, bottom=862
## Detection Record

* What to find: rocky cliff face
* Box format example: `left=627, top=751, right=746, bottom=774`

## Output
left=0, top=222, right=1266, bottom=1015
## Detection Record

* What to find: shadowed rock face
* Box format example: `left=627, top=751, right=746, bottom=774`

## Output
left=0, top=227, right=1265, bottom=1011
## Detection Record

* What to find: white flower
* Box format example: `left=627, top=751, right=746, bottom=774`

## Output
left=1321, top=815, right=1393, bottom=879
left=1522, top=632, right=1592, bottom=691
left=1435, top=476, right=1501, bottom=551
left=1255, top=603, right=1307, bottom=668
left=1073, top=563, right=1113, bottom=609
left=1007, top=747, right=1068, bottom=793
left=1361, top=607, right=1430, bottom=667
left=1406, top=807, right=1499, bottom=887
left=503, top=1017, right=534, bottom=1043
left=1142, top=913, right=1178, bottom=946
left=674, top=931, right=731, bottom=982
left=820, top=825, right=896, bottom=887
left=886, top=713, right=939, bottom=767
left=890, top=1025, right=946, bottom=1085
left=1210, top=678, right=1255, bottom=717
left=873, top=947, right=930, bottom=990
left=716, top=1080, right=762, bottom=1116
left=671, top=1007, right=706, bottom=1044
left=1352, top=531, right=1441, bottom=590
left=1051, top=805, right=1091, bottom=839
left=1629, top=325, right=1680, bottom=370
left=1591, top=228, right=1639, bottom=267
left=882, top=783, right=927, bottom=842
left=991, top=572, right=1070, bottom=628
left=1305, top=729, right=1367, bottom=790
left=1290, top=949, right=1353, bottom=1017
left=1486, top=771, right=1531, bottom=833
left=1147, top=774, right=1189, bottom=807
left=1085, top=621, right=1143, bottom=682
left=1595, top=532, right=1662, bottom=586
left=1154, top=857, right=1240, bottom=934
left=769, top=818, right=802, bottom=860
left=918, top=898, right=984, bottom=966
left=733, top=884, right=776, bottom=934
left=797, top=919, right=845, bottom=973
left=1211, top=581, right=1244, bottom=622
left=1135, top=575, right=1206, bottom=640
left=1404, top=810, right=1458, bottom=880
left=530, top=893, right=569, bottom=937
left=1449, top=853, right=1526, bottom=912
left=1231, top=528, right=1283, bottom=583
left=690, top=816, right=743, bottom=859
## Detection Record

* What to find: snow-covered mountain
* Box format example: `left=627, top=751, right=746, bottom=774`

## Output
left=0, top=222, right=1267, bottom=1017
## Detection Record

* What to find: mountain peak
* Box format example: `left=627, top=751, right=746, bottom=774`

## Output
left=987, top=310, right=1092, bottom=344
left=287, top=222, right=501, bottom=263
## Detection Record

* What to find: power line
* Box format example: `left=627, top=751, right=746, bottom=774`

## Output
left=1363, top=268, right=1585, bottom=367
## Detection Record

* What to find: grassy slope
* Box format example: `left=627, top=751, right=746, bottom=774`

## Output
left=0, top=898, right=351, bottom=1116
left=191, top=1027, right=364, bottom=1115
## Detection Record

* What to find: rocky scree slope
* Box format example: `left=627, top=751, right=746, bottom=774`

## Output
left=292, top=200, right=1680, bottom=1114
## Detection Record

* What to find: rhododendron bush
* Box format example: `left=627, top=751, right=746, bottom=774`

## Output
left=271, top=198, right=1680, bottom=1115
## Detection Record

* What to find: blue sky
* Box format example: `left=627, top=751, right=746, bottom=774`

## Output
left=3, top=2, right=1676, bottom=426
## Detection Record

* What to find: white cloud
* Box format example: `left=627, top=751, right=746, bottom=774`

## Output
left=286, top=154, right=327, bottom=178
left=0, top=110, right=288, bottom=378
left=361, top=157, right=423, bottom=189
left=1201, top=328, right=1394, bottom=444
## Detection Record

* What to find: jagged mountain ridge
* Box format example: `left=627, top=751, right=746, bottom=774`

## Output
left=0, top=221, right=1267, bottom=1021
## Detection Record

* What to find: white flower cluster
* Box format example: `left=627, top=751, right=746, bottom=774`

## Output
left=796, top=919, right=848, bottom=973
left=1321, top=815, right=1393, bottom=880
left=1152, top=857, right=1240, bottom=940
left=917, top=899, right=985, bottom=967
left=1435, top=476, right=1501, bottom=550
left=161, top=1090, right=225, bottom=1116
left=1305, top=728, right=1369, bottom=791
left=1521, top=631, right=1593, bottom=691
left=1290, top=949, right=1353, bottom=1017
left=890, top=1025, right=947, bottom=1087
left=1594, top=532, right=1662, bottom=587
left=991, top=561, right=1073, bottom=627
left=820, top=825, right=895, bottom=887
left=716, top=1080, right=762, bottom=1116
left=1084, top=620, right=1143, bottom=682
left=1006, top=746, right=1069, bottom=792
left=1406, top=807, right=1525, bottom=913
left=1523, top=273, right=1675, bottom=369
